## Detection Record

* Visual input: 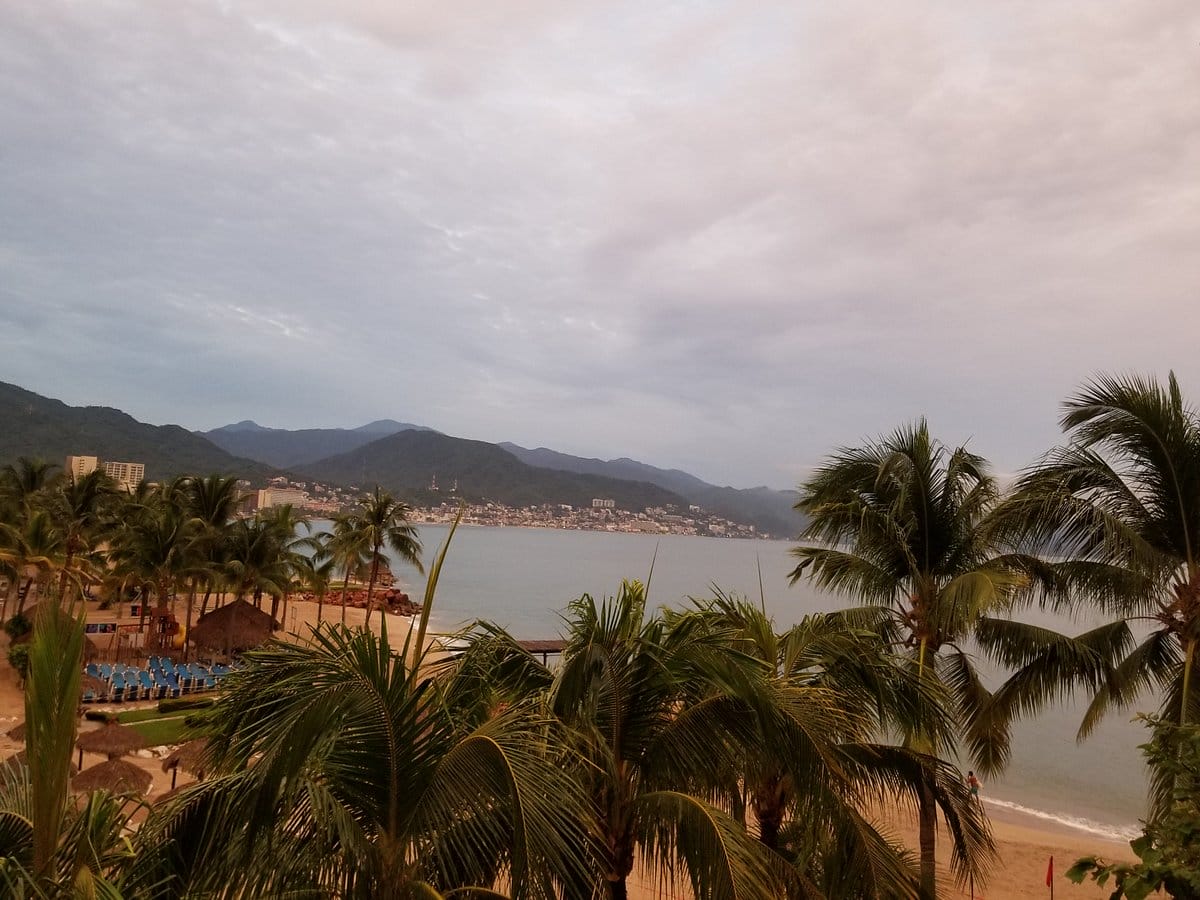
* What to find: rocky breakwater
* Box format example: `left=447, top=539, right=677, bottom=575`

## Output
left=298, top=589, right=422, bottom=616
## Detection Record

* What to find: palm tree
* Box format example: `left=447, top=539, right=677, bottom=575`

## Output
left=109, top=495, right=198, bottom=652
left=789, top=420, right=1118, bottom=897
left=995, top=373, right=1200, bottom=809
left=2, top=511, right=66, bottom=618
left=0, top=602, right=135, bottom=895
left=353, top=487, right=423, bottom=627
left=549, top=580, right=786, bottom=899
left=668, top=592, right=993, bottom=898
left=292, top=546, right=335, bottom=625
left=127, top=521, right=594, bottom=899
left=47, top=468, right=116, bottom=605
left=326, top=511, right=369, bottom=627
left=183, top=474, right=242, bottom=623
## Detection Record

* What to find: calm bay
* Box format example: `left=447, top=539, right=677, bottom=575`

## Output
left=375, top=523, right=1149, bottom=841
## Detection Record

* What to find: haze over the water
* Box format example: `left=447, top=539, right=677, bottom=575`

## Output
left=1, top=1, right=1198, bottom=489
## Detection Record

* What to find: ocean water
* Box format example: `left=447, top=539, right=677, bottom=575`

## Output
left=373, top=523, right=1149, bottom=841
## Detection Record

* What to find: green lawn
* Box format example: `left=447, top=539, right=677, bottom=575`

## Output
left=126, top=716, right=193, bottom=747
left=116, top=707, right=192, bottom=725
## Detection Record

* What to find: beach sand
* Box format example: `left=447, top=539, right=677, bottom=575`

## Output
left=0, top=600, right=1133, bottom=898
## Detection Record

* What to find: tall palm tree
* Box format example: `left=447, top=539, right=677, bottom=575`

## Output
left=2, top=511, right=66, bottom=618
left=549, top=580, right=787, bottom=899
left=47, top=469, right=116, bottom=605
left=668, top=593, right=993, bottom=898
left=353, top=488, right=423, bottom=627
left=995, top=373, right=1200, bottom=810
left=183, top=474, right=242, bottom=623
left=293, top=534, right=336, bottom=625
left=789, top=420, right=1117, bottom=898
left=326, top=511, right=369, bottom=628
left=109, top=496, right=198, bottom=652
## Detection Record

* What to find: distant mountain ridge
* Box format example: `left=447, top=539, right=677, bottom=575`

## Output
left=0, top=380, right=798, bottom=536
left=296, top=430, right=688, bottom=513
left=499, top=443, right=801, bottom=538
left=203, top=419, right=431, bottom=469
left=0, top=382, right=277, bottom=482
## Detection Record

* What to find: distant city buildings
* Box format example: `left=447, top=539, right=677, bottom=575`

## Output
left=591, top=498, right=615, bottom=509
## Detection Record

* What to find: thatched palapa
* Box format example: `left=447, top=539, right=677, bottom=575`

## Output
left=2, top=750, right=78, bottom=776
left=77, top=721, right=146, bottom=763
left=5, top=721, right=25, bottom=742
left=162, top=737, right=212, bottom=789
left=72, top=758, right=152, bottom=796
left=188, top=598, right=280, bottom=656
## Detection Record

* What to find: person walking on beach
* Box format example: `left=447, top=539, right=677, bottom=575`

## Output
left=966, top=771, right=980, bottom=799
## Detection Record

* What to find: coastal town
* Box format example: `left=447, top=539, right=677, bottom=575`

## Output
left=249, top=477, right=768, bottom=539
left=63, top=456, right=770, bottom=539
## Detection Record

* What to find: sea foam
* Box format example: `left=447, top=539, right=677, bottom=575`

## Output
left=985, top=796, right=1140, bottom=843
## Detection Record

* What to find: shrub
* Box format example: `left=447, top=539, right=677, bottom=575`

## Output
left=158, top=697, right=214, bottom=713
left=3, top=614, right=31, bottom=641
left=6, top=644, right=30, bottom=681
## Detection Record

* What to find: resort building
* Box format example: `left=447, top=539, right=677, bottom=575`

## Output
left=591, top=498, right=615, bottom=509
left=65, top=455, right=99, bottom=479
left=103, top=460, right=146, bottom=489
left=256, top=487, right=309, bottom=509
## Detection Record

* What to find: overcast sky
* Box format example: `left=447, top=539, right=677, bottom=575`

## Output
left=1, top=1, right=1198, bottom=489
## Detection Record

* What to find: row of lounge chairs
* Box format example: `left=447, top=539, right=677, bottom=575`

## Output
left=83, top=658, right=235, bottom=703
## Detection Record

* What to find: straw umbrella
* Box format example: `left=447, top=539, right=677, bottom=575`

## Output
left=5, top=721, right=25, bottom=742
left=76, top=720, right=146, bottom=769
left=161, top=737, right=211, bottom=790
left=72, top=758, right=152, bottom=796
left=188, top=598, right=279, bottom=657
left=1, top=750, right=78, bottom=776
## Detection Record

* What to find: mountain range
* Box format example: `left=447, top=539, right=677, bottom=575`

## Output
left=0, top=380, right=802, bottom=536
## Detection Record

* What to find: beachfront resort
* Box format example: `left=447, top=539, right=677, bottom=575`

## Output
left=3, top=372, right=1200, bottom=898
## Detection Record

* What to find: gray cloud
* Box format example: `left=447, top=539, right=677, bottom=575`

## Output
left=1, top=0, right=1198, bottom=488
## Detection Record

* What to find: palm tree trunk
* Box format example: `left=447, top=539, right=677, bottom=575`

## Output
left=1182, top=637, right=1196, bottom=726
left=199, top=585, right=213, bottom=618
left=918, top=777, right=937, bottom=899
left=363, top=555, right=381, bottom=627
left=15, top=577, right=32, bottom=617
left=340, top=568, right=352, bottom=627
left=317, top=589, right=324, bottom=625
left=183, top=582, right=196, bottom=663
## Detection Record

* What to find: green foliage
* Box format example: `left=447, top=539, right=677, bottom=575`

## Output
left=3, top=614, right=31, bottom=640
left=6, top=643, right=29, bottom=681
left=157, top=696, right=213, bottom=714
left=1068, top=717, right=1200, bottom=899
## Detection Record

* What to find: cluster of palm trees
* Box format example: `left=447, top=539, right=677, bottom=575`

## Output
left=1, top=467, right=424, bottom=659
left=4, top=370, right=1200, bottom=898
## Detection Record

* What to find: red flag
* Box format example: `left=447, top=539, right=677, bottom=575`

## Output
left=1045, top=856, right=1054, bottom=887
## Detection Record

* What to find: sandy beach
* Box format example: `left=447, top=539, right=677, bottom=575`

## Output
left=0, top=598, right=1133, bottom=898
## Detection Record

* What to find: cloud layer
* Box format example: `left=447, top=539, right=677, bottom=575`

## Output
left=2, top=1, right=1198, bottom=487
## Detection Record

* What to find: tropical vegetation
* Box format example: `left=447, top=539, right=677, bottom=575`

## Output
left=7, top=370, right=1200, bottom=896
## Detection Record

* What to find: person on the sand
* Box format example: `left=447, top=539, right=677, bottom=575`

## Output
left=966, top=771, right=980, bottom=798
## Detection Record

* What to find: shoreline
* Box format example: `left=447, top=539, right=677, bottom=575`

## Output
left=0, top=599, right=1136, bottom=899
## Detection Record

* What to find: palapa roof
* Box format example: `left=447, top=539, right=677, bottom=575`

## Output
left=161, top=738, right=212, bottom=778
left=71, top=758, right=152, bottom=795
left=6, top=721, right=25, bottom=741
left=76, top=721, right=146, bottom=759
left=13, top=603, right=101, bottom=661
left=2, top=750, right=78, bottom=776
left=188, top=598, right=280, bottom=654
